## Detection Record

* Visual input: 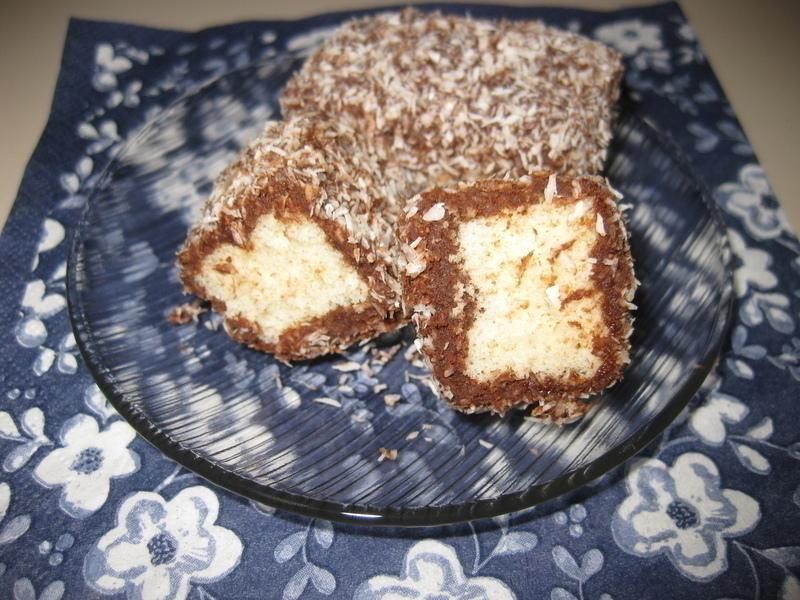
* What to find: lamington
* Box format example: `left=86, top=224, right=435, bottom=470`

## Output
left=282, top=8, right=623, bottom=186
left=177, top=116, right=412, bottom=361
left=398, top=174, right=637, bottom=420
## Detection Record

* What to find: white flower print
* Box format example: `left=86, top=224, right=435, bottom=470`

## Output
left=15, top=279, right=66, bottom=349
left=726, top=325, right=767, bottom=380
left=689, top=390, right=748, bottom=445
left=594, top=20, right=662, bottom=56
left=33, top=414, right=140, bottom=518
left=716, top=164, right=791, bottom=241
left=77, top=120, right=121, bottom=155
left=83, top=486, right=243, bottom=600
left=108, top=80, right=143, bottom=109
left=768, top=336, right=800, bottom=381
left=632, top=49, right=671, bottom=73
left=740, top=292, right=795, bottom=334
left=354, top=539, right=516, bottom=600
left=727, top=229, right=778, bottom=297
left=93, top=43, right=133, bottom=92
left=612, top=453, right=760, bottom=582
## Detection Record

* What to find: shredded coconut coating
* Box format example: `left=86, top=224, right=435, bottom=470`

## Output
left=282, top=8, right=623, bottom=187
left=178, top=116, right=408, bottom=360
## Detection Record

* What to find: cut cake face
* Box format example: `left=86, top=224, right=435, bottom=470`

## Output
left=399, top=174, right=636, bottom=419
left=177, top=117, right=407, bottom=361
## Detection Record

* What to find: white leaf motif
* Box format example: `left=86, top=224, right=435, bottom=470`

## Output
left=0, top=514, right=31, bottom=544
left=20, top=408, right=46, bottom=440
left=21, top=280, right=65, bottom=318
left=34, top=349, right=56, bottom=377
left=313, top=520, right=334, bottom=548
left=3, top=442, right=42, bottom=473
left=274, top=531, right=306, bottom=563
left=37, top=219, right=65, bottom=254
left=782, top=575, right=800, bottom=600
left=551, top=588, right=578, bottom=600
left=95, top=43, right=132, bottom=72
left=77, top=122, right=98, bottom=139
left=0, top=482, right=10, bottom=519
left=494, top=531, right=538, bottom=556
left=283, top=565, right=312, bottom=600
left=38, top=581, right=65, bottom=600
left=76, top=157, right=93, bottom=178
left=731, top=443, right=771, bottom=474
left=279, top=387, right=301, bottom=409
left=59, top=173, right=80, bottom=194
left=689, top=394, right=747, bottom=445
left=0, top=412, right=21, bottom=440
left=726, top=358, right=754, bottom=379
left=745, top=417, right=773, bottom=440
left=580, top=549, right=604, bottom=581
left=310, top=565, right=335, bottom=595
left=57, top=353, right=78, bottom=375
left=13, top=578, right=35, bottom=600
left=552, top=545, right=581, bottom=580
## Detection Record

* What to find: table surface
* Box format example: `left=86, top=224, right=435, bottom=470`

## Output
left=1, top=0, right=798, bottom=231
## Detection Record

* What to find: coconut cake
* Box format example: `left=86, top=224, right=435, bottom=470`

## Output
left=177, top=116, right=411, bottom=361
left=398, top=174, right=637, bottom=419
left=282, top=8, right=623, bottom=186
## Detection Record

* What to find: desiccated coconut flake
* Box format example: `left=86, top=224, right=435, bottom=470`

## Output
left=607, top=180, right=624, bottom=199
left=596, top=213, right=606, bottom=236
left=478, top=439, right=494, bottom=449
left=422, top=202, right=446, bottom=221
left=544, top=173, right=557, bottom=202
left=405, top=260, right=427, bottom=276
left=377, top=447, right=398, bottom=462
left=405, top=431, right=419, bottom=440
left=569, top=200, right=588, bottom=221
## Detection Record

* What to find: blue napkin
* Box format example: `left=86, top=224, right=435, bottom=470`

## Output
left=1, top=3, right=799, bottom=599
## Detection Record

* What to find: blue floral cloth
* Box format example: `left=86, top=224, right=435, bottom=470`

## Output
left=1, top=3, right=799, bottom=599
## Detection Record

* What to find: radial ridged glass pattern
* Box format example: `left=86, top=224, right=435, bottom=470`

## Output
left=67, top=59, right=733, bottom=526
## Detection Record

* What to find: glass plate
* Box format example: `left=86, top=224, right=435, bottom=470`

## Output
left=67, top=58, right=733, bottom=526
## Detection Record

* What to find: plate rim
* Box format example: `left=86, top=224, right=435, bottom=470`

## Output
left=66, top=63, right=735, bottom=528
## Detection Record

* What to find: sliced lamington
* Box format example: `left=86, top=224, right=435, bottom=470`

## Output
left=177, top=116, right=411, bottom=361
left=399, top=174, right=637, bottom=420
left=282, top=8, right=622, bottom=187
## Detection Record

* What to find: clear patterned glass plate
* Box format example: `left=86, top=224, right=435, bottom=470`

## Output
left=67, top=57, right=733, bottom=526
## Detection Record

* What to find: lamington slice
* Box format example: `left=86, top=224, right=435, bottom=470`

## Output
left=282, top=8, right=622, bottom=187
left=399, top=174, right=636, bottom=420
left=177, top=116, right=409, bottom=361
